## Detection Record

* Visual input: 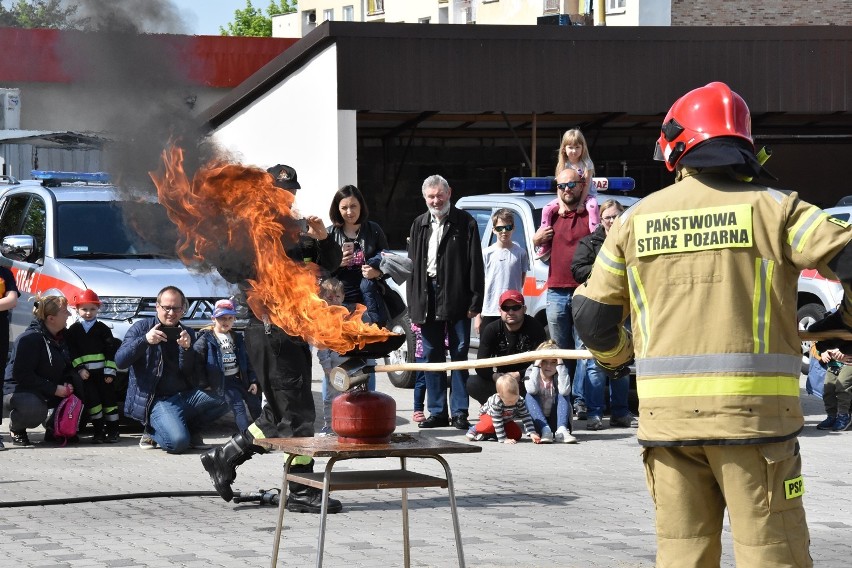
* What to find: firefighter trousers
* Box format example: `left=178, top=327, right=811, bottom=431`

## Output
left=642, top=440, right=812, bottom=568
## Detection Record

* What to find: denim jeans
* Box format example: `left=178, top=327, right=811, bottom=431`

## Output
left=148, top=388, right=228, bottom=453
left=413, top=371, right=427, bottom=413
left=584, top=360, right=631, bottom=419
left=524, top=392, right=572, bottom=433
left=419, top=318, right=471, bottom=418
left=546, top=287, right=586, bottom=403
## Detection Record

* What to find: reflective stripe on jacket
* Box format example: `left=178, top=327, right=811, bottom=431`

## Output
left=574, top=170, right=852, bottom=445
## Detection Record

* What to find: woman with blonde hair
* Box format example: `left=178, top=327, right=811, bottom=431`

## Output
left=2, top=290, right=80, bottom=446
left=523, top=339, right=576, bottom=443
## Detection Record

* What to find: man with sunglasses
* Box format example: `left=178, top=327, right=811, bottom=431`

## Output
left=468, top=290, right=546, bottom=405
left=532, top=166, right=592, bottom=414
left=475, top=208, right=529, bottom=335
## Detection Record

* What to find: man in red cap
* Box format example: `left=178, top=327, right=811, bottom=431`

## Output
left=467, top=289, right=546, bottom=405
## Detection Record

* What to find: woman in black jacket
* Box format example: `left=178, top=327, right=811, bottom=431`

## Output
left=326, top=185, right=390, bottom=326
left=2, top=291, right=81, bottom=446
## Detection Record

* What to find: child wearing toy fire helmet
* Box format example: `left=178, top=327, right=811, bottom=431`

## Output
left=66, top=289, right=120, bottom=444
left=466, top=374, right=540, bottom=444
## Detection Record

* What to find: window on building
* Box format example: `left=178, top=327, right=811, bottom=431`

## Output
left=342, top=5, right=354, bottom=21
left=419, top=17, right=431, bottom=23
left=543, top=0, right=560, bottom=13
left=324, top=9, right=333, bottom=21
left=368, top=0, right=384, bottom=16
left=606, top=0, right=627, bottom=13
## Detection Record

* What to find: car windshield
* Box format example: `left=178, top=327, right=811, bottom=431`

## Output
left=56, top=201, right=179, bottom=258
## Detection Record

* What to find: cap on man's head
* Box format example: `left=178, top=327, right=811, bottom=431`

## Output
left=499, top=289, right=525, bottom=306
left=266, top=164, right=301, bottom=192
left=212, top=299, right=237, bottom=319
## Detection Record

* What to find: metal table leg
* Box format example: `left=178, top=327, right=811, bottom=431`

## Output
left=271, top=455, right=296, bottom=568
left=315, top=457, right=339, bottom=568
left=432, top=455, right=466, bottom=568
left=400, top=457, right=410, bottom=568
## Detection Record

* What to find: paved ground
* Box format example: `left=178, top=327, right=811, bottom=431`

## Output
left=2, top=359, right=850, bottom=568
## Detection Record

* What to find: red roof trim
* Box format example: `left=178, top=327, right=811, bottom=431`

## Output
left=0, top=28, right=296, bottom=88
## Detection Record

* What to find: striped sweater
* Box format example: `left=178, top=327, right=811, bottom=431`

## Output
left=479, top=393, right=536, bottom=442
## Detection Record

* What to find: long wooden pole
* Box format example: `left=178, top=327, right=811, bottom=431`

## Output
left=373, top=331, right=852, bottom=373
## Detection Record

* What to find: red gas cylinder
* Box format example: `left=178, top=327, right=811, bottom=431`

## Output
left=331, top=389, right=397, bottom=444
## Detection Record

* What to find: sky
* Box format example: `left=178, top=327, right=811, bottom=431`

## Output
left=169, top=0, right=250, bottom=35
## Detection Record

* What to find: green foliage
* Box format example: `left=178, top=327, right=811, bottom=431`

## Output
left=0, top=0, right=80, bottom=29
left=220, top=0, right=297, bottom=37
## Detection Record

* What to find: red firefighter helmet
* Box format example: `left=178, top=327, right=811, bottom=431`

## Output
left=73, top=289, right=101, bottom=307
left=654, top=81, right=754, bottom=172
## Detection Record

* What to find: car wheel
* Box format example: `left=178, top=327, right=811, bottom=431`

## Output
left=384, top=312, right=417, bottom=389
left=798, top=303, right=826, bottom=375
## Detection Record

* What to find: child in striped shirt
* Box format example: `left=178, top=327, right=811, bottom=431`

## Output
left=466, top=374, right=540, bottom=444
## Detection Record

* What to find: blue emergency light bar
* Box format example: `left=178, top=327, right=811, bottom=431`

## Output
left=31, top=170, right=111, bottom=184
left=508, top=176, right=636, bottom=193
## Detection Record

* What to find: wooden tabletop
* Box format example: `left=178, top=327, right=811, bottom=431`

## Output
left=255, top=433, right=483, bottom=458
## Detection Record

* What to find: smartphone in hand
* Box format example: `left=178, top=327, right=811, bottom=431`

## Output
left=161, top=325, right=182, bottom=342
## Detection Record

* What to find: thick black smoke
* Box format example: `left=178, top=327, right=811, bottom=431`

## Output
left=56, top=0, right=220, bottom=194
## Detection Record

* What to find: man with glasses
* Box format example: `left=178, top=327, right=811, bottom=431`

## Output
left=117, top=285, right=228, bottom=453
left=467, top=290, right=546, bottom=405
left=407, top=174, right=484, bottom=430
left=532, top=166, right=592, bottom=417
left=475, top=208, right=529, bottom=335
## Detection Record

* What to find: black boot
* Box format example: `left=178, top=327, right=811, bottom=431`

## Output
left=285, top=462, right=343, bottom=514
left=105, top=419, right=120, bottom=443
left=91, top=419, right=107, bottom=444
left=200, top=432, right=266, bottom=502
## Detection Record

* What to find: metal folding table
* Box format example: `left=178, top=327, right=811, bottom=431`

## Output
left=255, top=433, right=482, bottom=568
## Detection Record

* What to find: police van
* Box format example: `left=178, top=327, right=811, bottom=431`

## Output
left=0, top=171, right=238, bottom=343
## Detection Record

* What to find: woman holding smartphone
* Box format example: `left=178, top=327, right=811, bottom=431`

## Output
left=326, top=185, right=390, bottom=326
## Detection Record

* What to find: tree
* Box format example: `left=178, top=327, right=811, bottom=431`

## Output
left=0, top=0, right=80, bottom=29
left=220, top=0, right=296, bottom=37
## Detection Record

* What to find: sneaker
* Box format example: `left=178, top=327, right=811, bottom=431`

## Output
left=833, top=414, right=851, bottom=432
left=816, top=415, right=837, bottom=430
left=610, top=414, right=639, bottom=428
left=534, top=245, right=552, bottom=263
left=574, top=402, right=588, bottom=421
left=466, top=425, right=478, bottom=441
left=139, top=433, right=158, bottom=450
left=555, top=427, right=578, bottom=444
left=540, top=427, right=554, bottom=443
left=586, top=416, right=606, bottom=431
left=11, top=431, right=33, bottom=446
left=189, top=434, right=212, bottom=450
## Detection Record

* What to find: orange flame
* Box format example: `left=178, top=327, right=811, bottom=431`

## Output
left=149, top=144, right=391, bottom=353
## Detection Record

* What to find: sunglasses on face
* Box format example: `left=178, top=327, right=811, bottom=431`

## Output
left=493, top=224, right=514, bottom=233
left=556, top=181, right=586, bottom=190
left=500, top=304, right=524, bottom=312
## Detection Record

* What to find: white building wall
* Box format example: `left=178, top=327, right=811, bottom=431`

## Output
left=212, top=44, right=356, bottom=223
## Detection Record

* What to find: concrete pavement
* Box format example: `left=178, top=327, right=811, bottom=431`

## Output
left=2, top=360, right=850, bottom=568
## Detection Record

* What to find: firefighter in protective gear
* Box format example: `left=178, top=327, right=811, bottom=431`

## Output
left=573, top=81, right=852, bottom=568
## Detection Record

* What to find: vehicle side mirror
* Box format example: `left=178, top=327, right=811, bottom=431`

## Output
left=1, top=235, right=37, bottom=262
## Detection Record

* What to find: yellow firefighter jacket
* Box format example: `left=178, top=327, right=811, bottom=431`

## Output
left=574, top=169, right=852, bottom=445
